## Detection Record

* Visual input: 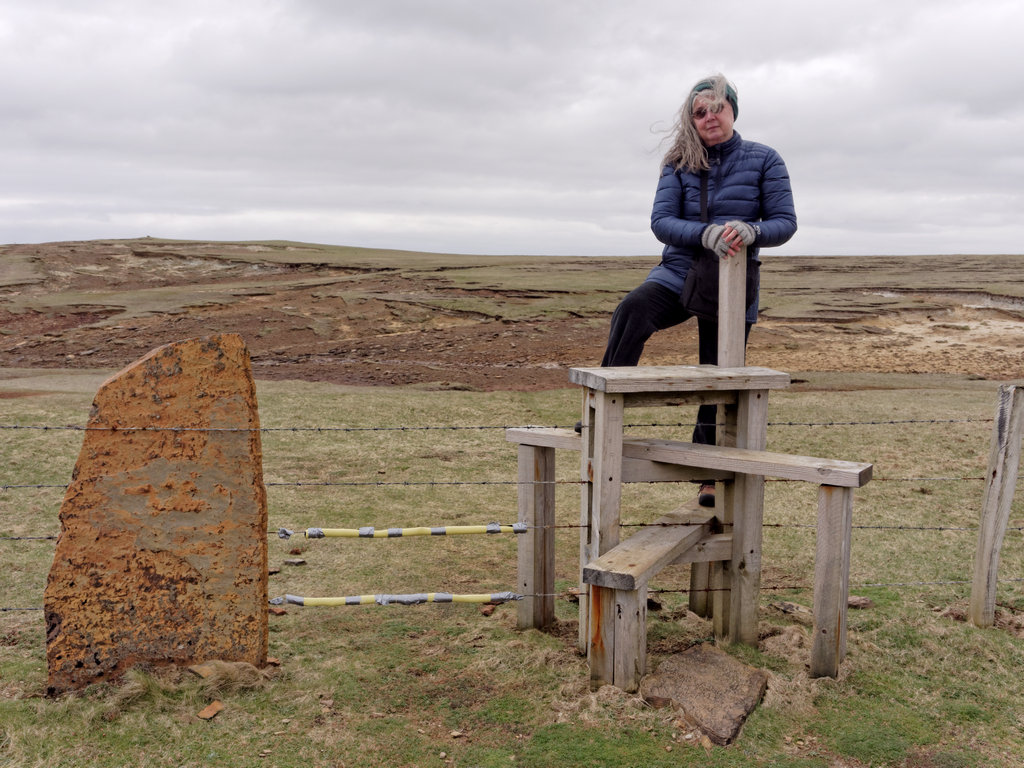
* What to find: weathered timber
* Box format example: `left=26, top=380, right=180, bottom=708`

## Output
left=811, top=485, right=854, bottom=677
left=583, top=507, right=717, bottom=590
left=506, top=428, right=872, bottom=488
left=620, top=438, right=873, bottom=488
left=568, top=365, right=789, bottom=394
left=970, top=383, right=1024, bottom=628
left=505, top=428, right=731, bottom=484
left=516, top=443, right=556, bottom=629
left=718, top=247, right=747, bottom=368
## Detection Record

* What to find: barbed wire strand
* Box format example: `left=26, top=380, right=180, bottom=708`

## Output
left=7, top=473, right=1018, bottom=493
left=6, top=577, right=1024, bottom=613
left=0, top=416, right=995, bottom=434
left=5, top=521, right=1023, bottom=543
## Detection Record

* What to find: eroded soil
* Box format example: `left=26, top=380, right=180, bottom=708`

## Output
left=1, top=240, right=1022, bottom=389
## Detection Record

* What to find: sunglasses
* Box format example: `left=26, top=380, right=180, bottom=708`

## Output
left=691, top=104, right=725, bottom=120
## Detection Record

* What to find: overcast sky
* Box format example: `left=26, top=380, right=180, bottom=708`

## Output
left=1, top=0, right=1021, bottom=257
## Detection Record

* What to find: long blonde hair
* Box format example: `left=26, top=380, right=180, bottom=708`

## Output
left=661, top=74, right=738, bottom=173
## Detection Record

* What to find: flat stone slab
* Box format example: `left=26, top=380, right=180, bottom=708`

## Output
left=640, top=643, right=768, bottom=745
left=44, top=334, right=268, bottom=695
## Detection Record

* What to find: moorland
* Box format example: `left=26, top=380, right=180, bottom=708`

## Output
left=2, top=239, right=1023, bottom=388
left=1, top=240, right=1023, bottom=768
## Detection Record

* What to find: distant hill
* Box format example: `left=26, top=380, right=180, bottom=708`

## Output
left=1, top=239, right=1021, bottom=387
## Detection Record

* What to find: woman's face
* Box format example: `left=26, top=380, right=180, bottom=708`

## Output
left=691, top=96, right=735, bottom=147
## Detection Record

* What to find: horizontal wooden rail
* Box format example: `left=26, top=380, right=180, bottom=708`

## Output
left=620, top=438, right=873, bottom=489
left=506, top=427, right=580, bottom=450
left=506, top=428, right=872, bottom=488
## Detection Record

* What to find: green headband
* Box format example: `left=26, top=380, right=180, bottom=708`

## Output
left=691, top=79, right=738, bottom=119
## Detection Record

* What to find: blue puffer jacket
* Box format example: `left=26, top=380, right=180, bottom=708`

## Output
left=646, top=131, right=797, bottom=323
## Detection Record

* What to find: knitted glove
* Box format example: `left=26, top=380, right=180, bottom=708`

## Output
left=700, top=224, right=726, bottom=258
left=725, top=220, right=757, bottom=246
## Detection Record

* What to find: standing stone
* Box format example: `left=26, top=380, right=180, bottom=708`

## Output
left=44, top=334, right=268, bottom=695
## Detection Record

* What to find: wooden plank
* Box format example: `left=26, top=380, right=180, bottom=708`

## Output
left=710, top=559, right=730, bottom=638
left=675, top=532, right=732, bottom=563
left=622, top=391, right=737, bottom=409
left=568, top=365, right=790, bottom=394
left=589, top=394, right=625, bottom=555
left=578, top=389, right=625, bottom=653
left=689, top=559, right=710, bottom=615
left=726, top=388, right=769, bottom=646
left=621, top=459, right=731, bottom=484
left=970, top=384, right=1024, bottom=628
left=811, top=485, right=854, bottom=678
left=588, top=584, right=616, bottom=689
left=582, top=510, right=716, bottom=590
left=504, top=429, right=871, bottom=488
left=718, top=246, right=747, bottom=368
left=613, top=586, right=647, bottom=693
left=505, top=427, right=731, bottom=484
left=577, top=390, right=595, bottom=653
left=506, top=427, right=580, bottom=450
left=516, top=444, right=556, bottom=630
left=620, top=437, right=873, bottom=488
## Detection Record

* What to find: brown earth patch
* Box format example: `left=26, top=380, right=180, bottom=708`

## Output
left=1, top=239, right=1021, bottom=389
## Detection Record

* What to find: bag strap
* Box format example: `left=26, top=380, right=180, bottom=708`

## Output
left=699, top=170, right=709, bottom=224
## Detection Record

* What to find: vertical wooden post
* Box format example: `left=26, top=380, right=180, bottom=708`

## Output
left=690, top=247, right=749, bottom=616
left=811, top=484, right=854, bottom=678
left=587, top=584, right=615, bottom=689
left=718, top=246, right=747, bottom=368
left=578, top=388, right=624, bottom=652
left=688, top=561, right=710, bottom=616
left=516, top=444, right=556, bottom=630
left=726, top=388, right=769, bottom=646
left=970, top=384, right=1024, bottom=628
left=614, top=585, right=647, bottom=691
left=588, top=584, right=648, bottom=692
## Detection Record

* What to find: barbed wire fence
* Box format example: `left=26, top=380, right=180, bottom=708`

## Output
left=1, top=415, right=1022, bottom=615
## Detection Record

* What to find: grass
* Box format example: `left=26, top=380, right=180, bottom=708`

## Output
left=1, top=368, right=1023, bottom=767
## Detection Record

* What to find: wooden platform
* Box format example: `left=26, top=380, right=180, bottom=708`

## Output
left=568, top=365, right=790, bottom=394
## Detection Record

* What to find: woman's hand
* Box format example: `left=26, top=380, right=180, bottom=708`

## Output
left=721, top=220, right=757, bottom=259
left=702, top=220, right=756, bottom=259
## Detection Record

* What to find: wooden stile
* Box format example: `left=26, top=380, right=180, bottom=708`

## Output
left=509, top=247, right=872, bottom=690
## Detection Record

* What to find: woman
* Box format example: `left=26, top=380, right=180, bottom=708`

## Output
left=599, top=74, right=797, bottom=506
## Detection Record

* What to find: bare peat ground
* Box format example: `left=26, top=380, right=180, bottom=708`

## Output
left=1, top=239, right=1022, bottom=390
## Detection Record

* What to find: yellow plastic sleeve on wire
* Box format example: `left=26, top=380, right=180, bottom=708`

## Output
left=305, top=523, right=526, bottom=539
left=271, top=592, right=522, bottom=607
left=303, top=595, right=377, bottom=606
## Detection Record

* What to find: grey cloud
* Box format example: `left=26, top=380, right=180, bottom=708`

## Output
left=0, top=0, right=1021, bottom=256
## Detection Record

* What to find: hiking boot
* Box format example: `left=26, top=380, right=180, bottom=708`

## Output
left=698, top=483, right=715, bottom=508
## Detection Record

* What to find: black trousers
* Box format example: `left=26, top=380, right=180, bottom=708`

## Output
left=600, top=280, right=750, bottom=446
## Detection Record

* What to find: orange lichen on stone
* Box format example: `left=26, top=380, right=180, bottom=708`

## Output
left=44, top=334, right=268, bottom=695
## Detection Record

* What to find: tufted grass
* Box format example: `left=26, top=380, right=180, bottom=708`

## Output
left=0, top=367, right=1022, bottom=767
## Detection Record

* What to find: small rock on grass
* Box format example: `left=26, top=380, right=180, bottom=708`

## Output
left=197, top=700, right=224, bottom=720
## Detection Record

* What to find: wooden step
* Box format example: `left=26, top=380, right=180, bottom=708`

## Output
left=569, top=365, right=791, bottom=394
left=583, top=506, right=718, bottom=590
